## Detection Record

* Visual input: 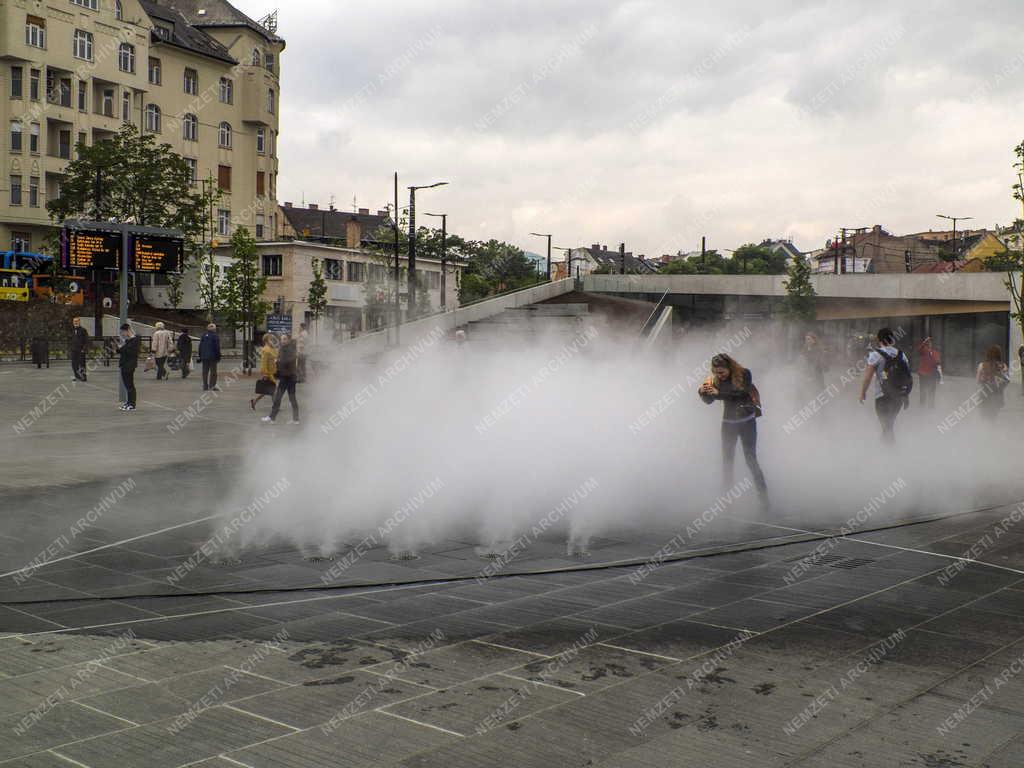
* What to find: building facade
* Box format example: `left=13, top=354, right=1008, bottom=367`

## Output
left=0, top=0, right=283, bottom=255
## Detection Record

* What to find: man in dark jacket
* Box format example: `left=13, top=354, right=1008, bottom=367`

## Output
left=70, top=317, right=90, bottom=381
left=198, top=323, right=222, bottom=391
left=263, top=334, right=299, bottom=424
left=176, top=331, right=193, bottom=379
left=118, top=323, right=140, bottom=411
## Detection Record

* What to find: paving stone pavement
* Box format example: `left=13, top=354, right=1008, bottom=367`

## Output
left=1, top=365, right=1024, bottom=765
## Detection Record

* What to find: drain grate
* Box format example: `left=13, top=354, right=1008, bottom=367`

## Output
left=390, top=551, right=419, bottom=561
left=785, top=552, right=846, bottom=566
left=829, top=557, right=875, bottom=569
left=305, top=555, right=336, bottom=563
left=211, top=558, right=242, bottom=567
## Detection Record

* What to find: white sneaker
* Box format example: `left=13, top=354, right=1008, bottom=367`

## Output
left=287, top=419, right=300, bottom=425
left=261, top=416, right=273, bottom=423
left=123, top=405, right=136, bottom=411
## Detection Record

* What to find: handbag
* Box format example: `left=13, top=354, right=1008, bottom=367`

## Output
left=255, top=377, right=277, bottom=396
left=143, top=356, right=155, bottom=372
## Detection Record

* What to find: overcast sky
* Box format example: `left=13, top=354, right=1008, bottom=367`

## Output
left=233, top=0, right=1024, bottom=257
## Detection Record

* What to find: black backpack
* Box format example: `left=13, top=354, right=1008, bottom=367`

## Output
left=879, top=349, right=913, bottom=398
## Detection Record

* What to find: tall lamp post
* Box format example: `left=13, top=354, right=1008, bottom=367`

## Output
left=407, top=181, right=447, bottom=318
left=423, top=212, right=447, bottom=310
left=936, top=213, right=973, bottom=271
left=530, top=232, right=552, bottom=280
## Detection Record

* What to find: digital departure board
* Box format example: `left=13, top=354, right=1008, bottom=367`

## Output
left=62, top=230, right=122, bottom=270
left=132, top=235, right=184, bottom=273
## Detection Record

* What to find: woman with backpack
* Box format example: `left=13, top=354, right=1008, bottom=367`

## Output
left=698, top=353, right=769, bottom=509
left=977, top=345, right=1011, bottom=422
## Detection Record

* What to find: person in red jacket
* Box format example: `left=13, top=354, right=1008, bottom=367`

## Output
left=916, top=337, right=942, bottom=408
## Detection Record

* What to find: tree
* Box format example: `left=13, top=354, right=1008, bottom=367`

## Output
left=221, top=227, right=269, bottom=372
left=166, top=270, right=185, bottom=312
left=731, top=243, right=788, bottom=275
left=193, top=177, right=225, bottom=322
left=47, top=124, right=204, bottom=238
left=780, top=255, right=817, bottom=322
left=307, top=257, right=328, bottom=340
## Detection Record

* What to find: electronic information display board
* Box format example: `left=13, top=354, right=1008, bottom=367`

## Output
left=62, top=229, right=122, bottom=270
left=132, top=235, right=184, bottom=273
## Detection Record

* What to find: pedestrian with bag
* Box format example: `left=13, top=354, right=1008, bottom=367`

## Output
left=251, top=333, right=279, bottom=412
left=916, top=336, right=943, bottom=409
left=262, top=333, right=299, bottom=424
left=698, top=352, right=769, bottom=510
left=198, top=323, right=222, bottom=391
left=859, top=327, right=913, bottom=443
left=176, top=330, right=193, bottom=379
left=151, top=322, right=173, bottom=380
left=117, top=323, right=140, bottom=411
left=70, top=316, right=89, bottom=381
left=977, top=345, right=1011, bottom=422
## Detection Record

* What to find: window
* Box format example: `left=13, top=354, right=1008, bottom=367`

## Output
left=347, top=262, right=365, bottom=282
left=25, top=16, right=46, bottom=48
left=267, top=88, right=275, bottom=114
left=182, top=113, right=198, bottom=141
left=262, top=254, right=282, bottom=277
left=73, top=30, right=93, bottom=60
left=145, top=103, right=160, bottom=133
left=256, top=171, right=265, bottom=197
left=70, top=0, right=98, bottom=8
left=265, top=53, right=275, bottom=74
left=77, top=80, right=87, bottom=111
left=29, top=123, right=39, bottom=153
left=148, top=58, right=161, bottom=85
left=217, top=209, right=231, bottom=236
left=76, top=131, right=86, bottom=158
left=101, top=88, right=114, bottom=117
left=423, top=271, right=441, bottom=290
left=269, top=130, right=276, bottom=155
left=11, top=234, right=30, bottom=252
left=251, top=48, right=261, bottom=66
left=185, top=158, right=197, bottom=186
left=49, top=74, right=71, bottom=107
left=11, top=66, right=22, bottom=98
left=183, top=68, right=198, bottom=95
left=29, top=69, right=39, bottom=100
left=10, top=176, right=22, bottom=206
left=58, top=129, right=71, bottom=159
left=217, top=164, right=231, bottom=192
left=122, top=90, right=131, bottom=122
left=219, top=77, right=233, bottom=104
left=10, top=122, right=22, bottom=152
left=115, top=0, right=123, bottom=20
left=118, top=43, right=135, bottom=73
left=218, top=121, right=231, bottom=148
left=255, top=214, right=265, bottom=239
left=256, top=127, right=266, bottom=154
left=324, top=258, right=343, bottom=281
left=368, top=263, right=387, bottom=282
left=29, top=176, right=39, bottom=207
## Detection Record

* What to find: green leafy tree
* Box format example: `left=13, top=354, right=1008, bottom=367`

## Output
left=659, top=250, right=724, bottom=275
left=221, top=227, right=269, bottom=372
left=166, top=271, right=185, bottom=312
left=307, top=257, right=328, bottom=340
left=730, top=243, right=788, bottom=275
left=780, top=256, right=817, bottom=322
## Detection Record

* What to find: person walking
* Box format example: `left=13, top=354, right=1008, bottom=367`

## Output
left=251, top=333, right=279, bottom=411
left=916, top=336, right=943, bottom=409
left=263, top=333, right=299, bottom=424
left=117, top=323, right=140, bottom=411
left=859, top=327, right=913, bottom=443
left=176, top=330, right=193, bottom=379
left=151, top=322, right=173, bottom=380
left=297, top=322, right=309, bottom=382
left=198, top=323, right=222, bottom=392
left=698, top=352, right=768, bottom=509
left=70, top=317, right=89, bottom=381
left=977, top=345, right=1011, bottom=422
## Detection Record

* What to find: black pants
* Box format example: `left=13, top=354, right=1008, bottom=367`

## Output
left=71, top=351, right=87, bottom=381
left=121, top=367, right=136, bottom=407
left=180, top=355, right=190, bottom=378
left=721, top=419, right=767, bottom=494
left=269, top=375, right=299, bottom=422
left=202, top=360, right=218, bottom=390
left=155, top=356, right=167, bottom=380
left=874, top=395, right=902, bottom=443
left=918, top=373, right=937, bottom=407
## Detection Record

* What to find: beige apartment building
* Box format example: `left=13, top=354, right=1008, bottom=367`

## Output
left=0, top=0, right=283, bottom=255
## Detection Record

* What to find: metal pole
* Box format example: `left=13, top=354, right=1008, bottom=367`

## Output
left=118, top=226, right=129, bottom=402
left=701, top=236, right=706, bottom=269
left=393, top=172, right=400, bottom=344
left=407, top=187, right=416, bottom=319
left=619, top=242, right=625, bottom=275
left=440, top=214, right=447, bottom=310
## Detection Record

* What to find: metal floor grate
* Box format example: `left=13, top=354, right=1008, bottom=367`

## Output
left=829, top=557, right=875, bottom=569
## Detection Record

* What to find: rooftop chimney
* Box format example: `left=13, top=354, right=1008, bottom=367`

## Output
left=358, top=208, right=369, bottom=215
left=283, top=202, right=292, bottom=208
left=377, top=209, right=388, bottom=217
left=308, top=203, right=318, bottom=210
left=591, top=243, right=600, bottom=250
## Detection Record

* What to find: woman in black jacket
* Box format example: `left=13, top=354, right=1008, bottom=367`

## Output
left=263, top=334, right=299, bottom=424
left=698, top=353, right=768, bottom=508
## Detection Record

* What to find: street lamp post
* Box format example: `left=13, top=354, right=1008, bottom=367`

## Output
left=530, top=232, right=552, bottom=280
left=937, top=214, right=973, bottom=271
left=424, top=212, right=447, bottom=310
left=407, top=181, right=447, bottom=318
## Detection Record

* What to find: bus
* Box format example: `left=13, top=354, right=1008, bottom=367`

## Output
left=0, top=251, right=84, bottom=304
left=0, top=268, right=30, bottom=301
